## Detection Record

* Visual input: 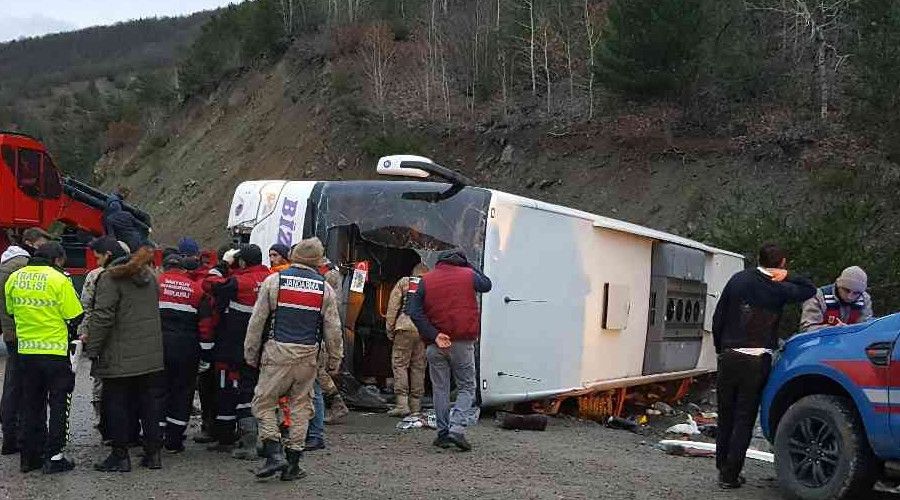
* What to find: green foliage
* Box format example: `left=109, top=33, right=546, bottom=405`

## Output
left=178, top=0, right=316, bottom=97
left=360, top=131, right=427, bottom=159
left=0, top=12, right=213, bottom=93
left=701, top=191, right=900, bottom=322
left=597, top=0, right=708, bottom=98
left=330, top=68, right=357, bottom=96
left=852, top=0, right=900, bottom=160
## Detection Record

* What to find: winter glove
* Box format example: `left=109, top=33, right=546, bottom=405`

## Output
left=197, top=361, right=211, bottom=374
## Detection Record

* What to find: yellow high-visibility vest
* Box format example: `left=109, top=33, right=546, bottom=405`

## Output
left=5, top=265, right=82, bottom=356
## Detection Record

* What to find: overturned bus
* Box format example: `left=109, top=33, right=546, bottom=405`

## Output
left=226, top=156, right=744, bottom=409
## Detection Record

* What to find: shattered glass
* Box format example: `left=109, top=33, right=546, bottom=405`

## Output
left=311, top=181, right=491, bottom=268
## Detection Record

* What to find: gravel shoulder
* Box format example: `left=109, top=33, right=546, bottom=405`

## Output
left=0, top=358, right=789, bottom=500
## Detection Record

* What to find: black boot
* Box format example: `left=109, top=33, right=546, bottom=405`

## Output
left=193, top=422, right=216, bottom=444
left=140, top=448, right=162, bottom=469
left=2, top=439, right=19, bottom=455
left=20, top=454, right=43, bottom=473
left=280, top=448, right=307, bottom=481
left=42, top=456, right=75, bottom=474
left=256, top=440, right=288, bottom=479
left=94, top=447, right=131, bottom=472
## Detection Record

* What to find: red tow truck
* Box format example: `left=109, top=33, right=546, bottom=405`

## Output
left=0, top=130, right=153, bottom=288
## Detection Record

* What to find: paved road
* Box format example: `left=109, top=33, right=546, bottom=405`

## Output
left=0, top=358, right=829, bottom=499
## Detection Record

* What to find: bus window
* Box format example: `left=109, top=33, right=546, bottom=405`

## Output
left=41, top=153, right=63, bottom=199
left=17, top=148, right=41, bottom=197
left=1, top=145, right=13, bottom=174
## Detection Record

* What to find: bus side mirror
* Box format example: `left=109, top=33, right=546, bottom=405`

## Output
left=376, top=155, right=431, bottom=179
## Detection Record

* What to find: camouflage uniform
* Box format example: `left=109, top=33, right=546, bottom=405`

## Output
left=385, top=276, right=426, bottom=416
left=245, top=266, right=342, bottom=452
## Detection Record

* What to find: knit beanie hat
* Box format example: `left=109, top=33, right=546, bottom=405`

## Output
left=178, top=237, right=200, bottom=257
left=290, top=237, right=326, bottom=267
left=836, top=266, right=868, bottom=293
left=269, top=243, right=290, bottom=261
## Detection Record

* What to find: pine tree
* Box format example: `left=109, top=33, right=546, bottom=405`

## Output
left=596, top=0, right=708, bottom=98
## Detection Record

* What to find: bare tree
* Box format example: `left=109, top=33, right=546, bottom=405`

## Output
left=583, top=0, right=600, bottom=119
left=519, top=0, right=537, bottom=95
left=498, top=50, right=509, bottom=121
left=278, top=0, right=296, bottom=37
left=746, top=0, right=853, bottom=121
left=542, top=22, right=551, bottom=114
left=361, top=23, right=397, bottom=131
left=565, top=28, right=574, bottom=105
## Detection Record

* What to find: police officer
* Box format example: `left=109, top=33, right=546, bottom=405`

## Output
left=245, top=237, right=342, bottom=481
left=0, top=227, right=52, bottom=455
left=202, top=244, right=270, bottom=455
left=799, top=266, right=873, bottom=332
left=4, top=242, right=83, bottom=474
left=158, top=254, right=214, bottom=452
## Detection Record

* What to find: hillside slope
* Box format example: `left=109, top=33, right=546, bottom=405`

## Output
left=96, top=37, right=889, bottom=250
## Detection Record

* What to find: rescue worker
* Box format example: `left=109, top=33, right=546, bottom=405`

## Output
left=77, top=236, right=128, bottom=442
left=157, top=254, right=214, bottom=452
left=269, top=244, right=291, bottom=272
left=103, top=193, right=146, bottom=253
left=87, top=247, right=166, bottom=472
left=799, top=266, right=873, bottom=332
left=245, top=238, right=342, bottom=481
left=179, top=237, right=210, bottom=280
left=306, top=252, right=345, bottom=449
left=193, top=243, right=237, bottom=445
left=203, top=244, right=270, bottom=457
left=407, top=249, right=492, bottom=452
left=0, top=227, right=52, bottom=455
left=711, top=242, right=816, bottom=489
left=5, top=242, right=83, bottom=474
left=385, top=263, right=429, bottom=417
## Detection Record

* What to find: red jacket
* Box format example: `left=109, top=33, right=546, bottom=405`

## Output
left=407, top=252, right=492, bottom=343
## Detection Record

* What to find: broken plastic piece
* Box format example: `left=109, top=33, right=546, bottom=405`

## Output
left=658, top=440, right=774, bottom=463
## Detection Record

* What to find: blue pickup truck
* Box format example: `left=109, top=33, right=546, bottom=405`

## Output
left=760, top=313, right=900, bottom=499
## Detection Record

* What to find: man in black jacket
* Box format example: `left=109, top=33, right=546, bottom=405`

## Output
left=711, top=242, right=816, bottom=489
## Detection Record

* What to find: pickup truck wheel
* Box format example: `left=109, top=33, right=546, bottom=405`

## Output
left=774, top=395, right=877, bottom=500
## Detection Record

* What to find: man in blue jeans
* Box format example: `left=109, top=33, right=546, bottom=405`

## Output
left=407, top=249, right=491, bottom=451
left=305, top=382, right=325, bottom=450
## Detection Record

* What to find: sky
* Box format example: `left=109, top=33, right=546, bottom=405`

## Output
left=0, top=0, right=239, bottom=42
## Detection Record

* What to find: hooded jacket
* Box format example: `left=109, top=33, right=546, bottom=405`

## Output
left=0, top=246, right=31, bottom=342
left=84, top=247, right=164, bottom=378
left=103, top=196, right=145, bottom=252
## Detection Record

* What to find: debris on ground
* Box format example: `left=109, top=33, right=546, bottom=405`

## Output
left=396, top=410, right=437, bottom=430
left=658, top=440, right=774, bottom=463
left=658, top=441, right=716, bottom=458
left=665, top=415, right=700, bottom=436
left=652, top=402, right=675, bottom=416
left=698, top=424, right=718, bottom=439
left=606, top=416, right=641, bottom=433
left=497, top=413, right=548, bottom=431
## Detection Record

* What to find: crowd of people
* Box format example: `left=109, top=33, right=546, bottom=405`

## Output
left=0, top=227, right=491, bottom=480
left=0, top=226, right=876, bottom=489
